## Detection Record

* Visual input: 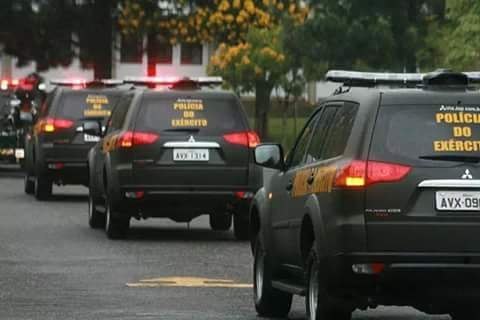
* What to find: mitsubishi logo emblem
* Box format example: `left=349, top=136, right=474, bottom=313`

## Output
left=462, top=169, right=473, bottom=180
left=188, top=136, right=196, bottom=143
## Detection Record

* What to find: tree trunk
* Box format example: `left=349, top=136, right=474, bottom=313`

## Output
left=147, top=33, right=157, bottom=77
left=281, top=91, right=291, bottom=147
left=93, top=0, right=113, bottom=79
left=254, top=81, right=272, bottom=140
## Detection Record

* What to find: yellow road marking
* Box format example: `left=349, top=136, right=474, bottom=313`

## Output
left=126, top=276, right=253, bottom=288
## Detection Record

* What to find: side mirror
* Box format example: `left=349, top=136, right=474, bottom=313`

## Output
left=254, top=144, right=284, bottom=170
left=83, top=121, right=102, bottom=137
left=19, top=111, right=33, bottom=124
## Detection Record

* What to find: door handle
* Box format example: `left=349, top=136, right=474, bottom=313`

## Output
left=286, top=181, right=293, bottom=191
left=307, top=174, right=315, bottom=185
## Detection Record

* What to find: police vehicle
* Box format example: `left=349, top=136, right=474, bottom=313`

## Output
left=250, top=70, right=480, bottom=320
left=0, top=79, right=34, bottom=165
left=87, top=77, right=261, bottom=240
left=24, top=79, right=127, bottom=200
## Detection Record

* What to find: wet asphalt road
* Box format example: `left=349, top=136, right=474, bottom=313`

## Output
left=0, top=166, right=452, bottom=320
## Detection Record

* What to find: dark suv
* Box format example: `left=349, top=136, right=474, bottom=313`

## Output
left=24, top=80, right=126, bottom=200
left=250, top=70, right=480, bottom=320
left=87, top=77, right=261, bottom=240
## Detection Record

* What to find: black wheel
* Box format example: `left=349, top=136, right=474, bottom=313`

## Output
left=254, top=237, right=292, bottom=317
left=105, top=199, right=130, bottom=239
left=233, top=214, right=249, bottom=240
left=34, top=173, right=52, bottom=201
left=88, top=191, right=106, bottom=229
left=306, top=243, right=351, bottom=320
left=209, top=213, right=232, bottom=231
left=24, top=174, right=34, bottom=195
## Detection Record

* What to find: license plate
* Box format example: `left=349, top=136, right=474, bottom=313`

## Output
left=436, top=191, right=480, bottom=211
left=173, top=149, right=209, bottom=161
left=15, top=148, right=24, bottom=159
left=84, top=134, right=100, bottom=142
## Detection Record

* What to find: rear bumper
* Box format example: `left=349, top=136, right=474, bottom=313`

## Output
left=111, top=187, right=255, bottom=221
left=37, top=143, right=92, bottom=185
left=331, top=252, right=480, bottom=305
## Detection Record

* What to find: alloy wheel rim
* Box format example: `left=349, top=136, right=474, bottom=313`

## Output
left=255, top=249, right=264, bottom=301
left=309, top=265, right=319, bottom=320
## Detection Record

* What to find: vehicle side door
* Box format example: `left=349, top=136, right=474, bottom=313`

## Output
left=285, top=105, right=339, bottom=267
left=270, top=110, right=322, bottom=265
left=303, top=102, right=359, bottom=262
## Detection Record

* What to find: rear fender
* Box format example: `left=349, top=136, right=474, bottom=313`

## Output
left=303, top=195, right=329, bottom=259
left=249, top=187, right=272, bottom=253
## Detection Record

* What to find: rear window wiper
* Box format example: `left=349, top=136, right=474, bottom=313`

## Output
left=163, top=128, right=200, bottom=133
left=419, top=154, right=480, bottom=163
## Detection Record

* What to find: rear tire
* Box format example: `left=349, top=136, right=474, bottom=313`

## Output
left=105, top=199, right=130, bottom=239
left=24, top=174, right=34, bottom=195
left=88, top=191, right=106, bottom=229
left=209, top=213, right=232, bottom=231
left=34, top=174, right=52, bottom=201
left=306, top=242, right=351, bottom=320
left=233, top=214, right=249, bottom=240
left=253, top=237, right=292, bottom=317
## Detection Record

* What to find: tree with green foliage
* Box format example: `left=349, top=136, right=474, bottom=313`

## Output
left=432, top=0, right=480, bottom=70
left=120, top=0, right=308, bottom=138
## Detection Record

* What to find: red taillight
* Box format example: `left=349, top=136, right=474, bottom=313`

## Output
left=116, top=131, right=159, bottom=148
left=223, top=131, right=260, bottom=148
left=40, top=117, right=74, bottom=133
left=335, top=160, right=411, bottom=188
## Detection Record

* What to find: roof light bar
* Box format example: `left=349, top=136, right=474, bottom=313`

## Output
left=326, top=70, right=423, bottom=85
left=50, top=79, right=124, bottom=87
left=327, top=70, right=480, bottom=86
left=124, top=76, right=223, bottom=86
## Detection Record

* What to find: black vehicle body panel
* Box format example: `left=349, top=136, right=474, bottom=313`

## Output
left=89, top=88, right=262, bottom=223
left=252, top=84, right=480, bottom=312
left=30, top=87, right=125, bottom=186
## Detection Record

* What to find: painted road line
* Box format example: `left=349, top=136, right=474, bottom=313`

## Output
left=126, top=276, right=253, bottom=288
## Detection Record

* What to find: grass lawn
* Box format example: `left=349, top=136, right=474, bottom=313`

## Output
left=250, top=117, right=307, bottom=151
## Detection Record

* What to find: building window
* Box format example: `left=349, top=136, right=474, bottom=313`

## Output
left=120, top=35, right=143, bottom=63
left=181, top=43, right=203, bottom=65
left=147, top=35, right=172, bottom=65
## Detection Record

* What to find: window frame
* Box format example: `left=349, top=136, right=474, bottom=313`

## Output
left=285, top=107, right=323, bottom=170
left=180, top=43, right=203, bottom=65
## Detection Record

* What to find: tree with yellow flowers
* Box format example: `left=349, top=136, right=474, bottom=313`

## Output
left=119, top=0, right=308, bottom=138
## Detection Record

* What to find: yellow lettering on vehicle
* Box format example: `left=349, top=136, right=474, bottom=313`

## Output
left=432, top=140, right=480, bottom=152
left=435, top=112, right=480, bottom=124
left=291, top=165, right=337, bottom=198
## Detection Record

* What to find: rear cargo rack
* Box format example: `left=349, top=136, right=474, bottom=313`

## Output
left=50, top=79, right=125, bottom=88
left=124, top=76, right=223, bottom=90
left=326, top=70, right=480, bottom=89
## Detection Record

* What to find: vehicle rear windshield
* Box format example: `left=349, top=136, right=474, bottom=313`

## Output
left=56, top=91, right=121, bottom=122
left=135, top=96, right=247, bottom=134
left=370, top=104, right=480, bottom=166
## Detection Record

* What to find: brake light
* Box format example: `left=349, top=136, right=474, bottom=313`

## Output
left=1, top=80, right=8, bottom=90
left=116, top=131, right=159, bottom=148
left=335, top=160, right=411, bottom=188
left=40, top=117, right=74, bottom=133
left=223, top=131, right=260, bottom=148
